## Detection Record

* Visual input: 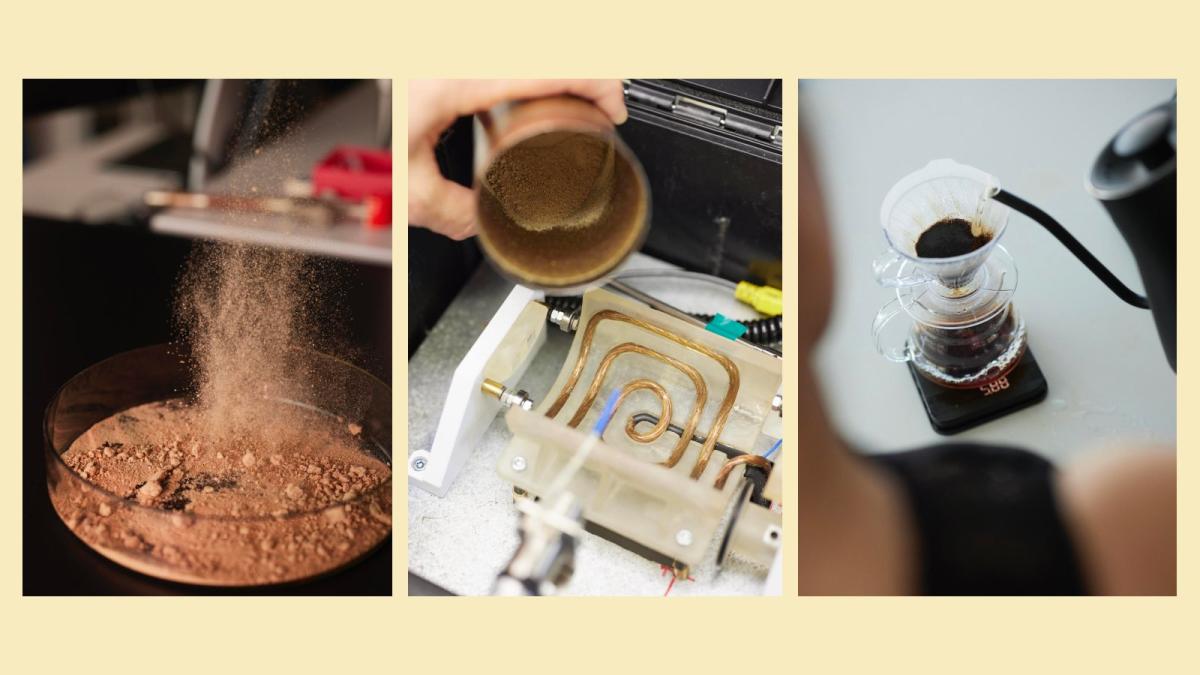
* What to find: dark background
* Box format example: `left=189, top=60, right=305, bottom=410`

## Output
left=23, top=80, right=392, bottom=596
left=23, top=219, right=393, bottom=596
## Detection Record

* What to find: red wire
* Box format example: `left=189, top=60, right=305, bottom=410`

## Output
left=660, top=564, right=696, bottom=596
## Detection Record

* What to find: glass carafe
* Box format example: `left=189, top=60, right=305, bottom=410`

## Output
left=871, top=160, right=1028, bottom=388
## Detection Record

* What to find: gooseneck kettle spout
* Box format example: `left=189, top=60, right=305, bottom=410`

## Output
left=986, top=96, right=1176, bottom=371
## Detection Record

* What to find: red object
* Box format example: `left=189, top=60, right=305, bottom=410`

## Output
left=312, top=146, right=392, bottom=228
left=659, top=564, right=696, bottom=596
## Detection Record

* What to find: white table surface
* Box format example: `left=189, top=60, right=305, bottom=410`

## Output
left=800, top=79, right=1177, bottom=462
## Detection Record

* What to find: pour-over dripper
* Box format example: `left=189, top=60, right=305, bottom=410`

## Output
left=874, top=159, right=1011, bottom=293
left=872, top=160, right=1027, bottom=389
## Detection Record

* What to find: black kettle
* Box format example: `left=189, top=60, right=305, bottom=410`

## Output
left=1088, top=96, right=1177, bottom=371
left=992, top=95, right=1177, bottom=371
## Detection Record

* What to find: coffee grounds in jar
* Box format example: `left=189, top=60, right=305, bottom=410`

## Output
left=483, top=131, right=615, bottom=232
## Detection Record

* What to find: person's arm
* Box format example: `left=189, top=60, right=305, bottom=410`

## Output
left=1060, top=447, right=1176, bottom=595
left=794, top=130, right=917, bottom=595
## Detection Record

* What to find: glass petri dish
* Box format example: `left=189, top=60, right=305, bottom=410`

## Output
left=44, top=344, right=392, bottom=587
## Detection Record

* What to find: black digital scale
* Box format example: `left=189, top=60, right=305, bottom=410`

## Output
left=909, top=347, right=1048, bottom=434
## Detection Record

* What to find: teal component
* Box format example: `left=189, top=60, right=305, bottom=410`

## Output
left=704, top=313, right=748, bottom=340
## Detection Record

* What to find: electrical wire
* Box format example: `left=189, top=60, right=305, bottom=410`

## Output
left=615, top=268, right=738, bottom=290
left=627, top=412, right=744, bottom=458
left=762, top=438, right=782, bottom=460
left=591, top=387, right=624, bottom=435
left=545, top=388, right=622, bottom=498
left=543, top=296, right=783, bottom=346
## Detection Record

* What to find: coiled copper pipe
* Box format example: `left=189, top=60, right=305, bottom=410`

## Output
left=564, top=344, right=705, bottom=468
left=545, top=309, right=741, bottom=479
left=590, top=378, right=670, bottom=442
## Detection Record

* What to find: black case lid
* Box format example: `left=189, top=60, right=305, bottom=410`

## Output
left=681, top=79, right=782, bottom=111
left=620, top=79, right=782, bottom=286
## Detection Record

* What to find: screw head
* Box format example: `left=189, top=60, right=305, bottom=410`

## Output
left=410, top=456, right=427, bottom=471
left=511, top=456, right=527, bottom=472
left=675, top=529, right=693, bottom=547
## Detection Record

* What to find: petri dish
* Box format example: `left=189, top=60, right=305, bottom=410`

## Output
left=43, top=344, right=392, bottom=587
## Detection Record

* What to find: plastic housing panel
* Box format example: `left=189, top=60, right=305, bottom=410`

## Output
left=497, top=288, right=782, bottom=567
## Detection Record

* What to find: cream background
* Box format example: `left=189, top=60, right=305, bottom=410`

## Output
left=3, top=1, right=1196, bottom=672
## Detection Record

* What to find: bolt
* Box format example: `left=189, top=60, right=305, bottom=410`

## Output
left=511, top=456, right=527, bottom=472
left=548, top=308, right=580, bottom=333
left=499, top=389, right=534, bottom=411
left=771, top=393, right=783, bottom=415
left=410, top=456, right=427, bottom=472
left=675, top=529, right=693, bottom=547
left=548, top=308, right=569, bottom=331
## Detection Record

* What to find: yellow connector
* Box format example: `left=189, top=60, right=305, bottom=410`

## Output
left=735, top=281, right=782, bottom=317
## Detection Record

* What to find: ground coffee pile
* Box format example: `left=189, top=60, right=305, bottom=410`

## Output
left=56, top=400, right=390, bottom=585
left=483, top=131, right=615, bottom=232
left=915, top=217, right=992, bottom=258
left=50, top=242, right=391, bottom=586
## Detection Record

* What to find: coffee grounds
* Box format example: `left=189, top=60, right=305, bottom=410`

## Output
left=59, top=198, right=388, bottom=588
left=915, top=217, right=992, bottom=258
left=53, top=399, right=390, bottom=586
left=483, top=131, right=615, bottom=232
left=176, top=243, right=330, bottom=446
left=48, top=84, right=391, bottom=586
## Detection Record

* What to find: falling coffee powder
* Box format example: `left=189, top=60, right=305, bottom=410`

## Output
left=915, top=217, right=992, bottom=258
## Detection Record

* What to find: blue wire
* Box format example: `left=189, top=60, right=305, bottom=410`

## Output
left=762, top=438, right=782, bottom=460
left=592, top=388, right=623, bottom=436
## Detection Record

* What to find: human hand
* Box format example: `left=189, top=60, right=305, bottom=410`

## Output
left=407, top=79, right=628, bottom=240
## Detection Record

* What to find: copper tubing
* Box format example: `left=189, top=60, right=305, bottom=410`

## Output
left=564, top=344, right=705, bottom=468
left=713, top=455, right=773, bottom=490
left=545, top=309, right=741, bottom=479
left=475, top=96, right=649, bottom=291
left=597, top=379, right=670, bottom=442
